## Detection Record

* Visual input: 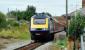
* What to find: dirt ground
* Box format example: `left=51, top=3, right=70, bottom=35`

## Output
left=35, top=31, right=67, bottom=50
left=47, top=45, right=66, bottom=50
left=0, top=38, right=20, bottom=49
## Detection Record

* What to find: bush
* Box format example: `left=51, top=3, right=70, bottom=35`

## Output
left=0, top=22, right=30, bottom=40
left=7, top=20, right=19, bottom=27
left=0, top=12, right=7, bottom=28
left=68, top=12, right=85, bottom=39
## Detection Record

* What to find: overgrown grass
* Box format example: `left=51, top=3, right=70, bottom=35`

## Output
left=0, top=22, right=31, bottom=40
left=53, top=38, right=67, bottom=48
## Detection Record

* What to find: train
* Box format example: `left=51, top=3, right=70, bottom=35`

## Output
left=30, top=13, right=64, bottom=42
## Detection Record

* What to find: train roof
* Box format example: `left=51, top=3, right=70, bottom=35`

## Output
left=32, top=13, right=49, bottom=18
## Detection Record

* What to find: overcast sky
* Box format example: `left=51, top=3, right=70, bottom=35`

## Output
left=0, top=0, right=82, bottom=16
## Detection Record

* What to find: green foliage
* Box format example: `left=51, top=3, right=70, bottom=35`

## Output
left=7, top=20, right=19, bottom=27
left=7, top=10, right=24, bottom=21
left=24, top=6, right=36, bottom=20
left=7, top=5, right=36, bottom=21
left=7, top=11, right=17, bottom=18
left=42, top=12, right=52, bottom=16
left=0, top=12, right=7, bottom=28
left=0, top=22, right=30, bottom=40
left=68, top=12, right=85, bottom=39
left=53, top=38, right=67, bottom=48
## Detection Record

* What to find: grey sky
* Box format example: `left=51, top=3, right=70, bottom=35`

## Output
left=0, top=0, right=82, bottom=16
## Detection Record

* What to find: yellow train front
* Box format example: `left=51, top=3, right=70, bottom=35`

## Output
left=30, top=13, right=54, bottom=42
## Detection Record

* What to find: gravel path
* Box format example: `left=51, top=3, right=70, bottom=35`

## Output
left=35, top=42, right=53, bottom=50
left=0, top=31, right=66, bottom=50
left=35, top=42, right=66, bottom=50
left=35, top=31, right=67, bottom=50
left=0, top=38, right=30, bottom=50
left=0, top=38, right=20, bottom=49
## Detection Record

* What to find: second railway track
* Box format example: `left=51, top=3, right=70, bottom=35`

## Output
left=14, top=42, right=44, bottom=50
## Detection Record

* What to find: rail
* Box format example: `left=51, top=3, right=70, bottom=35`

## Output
left=14, top=42, right=44, bottom=50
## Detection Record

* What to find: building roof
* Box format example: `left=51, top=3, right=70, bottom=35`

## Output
left=68, top=8, right=85, bottom=16
left=62, top=7, right=85, bottom=20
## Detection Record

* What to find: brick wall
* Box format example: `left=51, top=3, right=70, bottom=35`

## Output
left=82, top=0, right=85, bottom=8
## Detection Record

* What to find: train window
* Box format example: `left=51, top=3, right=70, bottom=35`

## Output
left=34, top=19, right=46, bottom=24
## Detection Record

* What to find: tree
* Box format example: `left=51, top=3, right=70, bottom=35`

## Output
left=7, top=11, right=17, bottom=18
left=15, top=11, right=23, bottom=21
left=68, top=12, right=85, bottom=50
left=68, top=13, right=85, bottom=39
left=7, top=10, right=23, bottom=21
left=0, top=12, right=7, bottom=28
left=45, top=12, right=52, bottom=17
left=24, top=6, right=36, bottom=20
left=7, top=5, right=36, bottom=21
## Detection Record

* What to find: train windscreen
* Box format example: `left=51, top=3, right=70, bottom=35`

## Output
left=34, top=19, right=46, bottom=24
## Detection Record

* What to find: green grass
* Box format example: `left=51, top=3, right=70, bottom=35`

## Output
left=53, top=38, right=67, bottom=48
left=0, top=22, right=31, bottom=40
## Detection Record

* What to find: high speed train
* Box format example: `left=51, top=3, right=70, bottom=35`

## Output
left=30, top=13, right=64, bottom=42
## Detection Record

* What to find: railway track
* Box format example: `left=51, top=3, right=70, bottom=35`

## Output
left=14, top=29, right=64, bottom=50
left=14, top=42, right=44, bottom=50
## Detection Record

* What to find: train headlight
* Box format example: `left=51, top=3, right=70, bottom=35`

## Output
left=43, top=28, right=48, bottom=30
left=31, top=28, right=36, bottom=30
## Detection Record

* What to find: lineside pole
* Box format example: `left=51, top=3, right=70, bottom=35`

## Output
left=80, top=34, right=84, bottom=50
left=66, top=0, right=68, bottom=36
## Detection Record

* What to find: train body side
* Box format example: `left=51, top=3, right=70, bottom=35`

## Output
left=29, top=14, right=65, bottom=42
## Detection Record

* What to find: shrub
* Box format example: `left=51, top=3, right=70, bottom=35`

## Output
left=0, top=12, right=7, bottom=28
left=7, top=20, right=19, bottom=27
left=68, top=12, right=85, bottom=40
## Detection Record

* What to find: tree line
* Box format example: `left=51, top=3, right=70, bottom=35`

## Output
left=7, top=5, right=36, bottom=21
left=0, top=5, right=36, bottom=29
left=0, top=5, right=52, bottom=29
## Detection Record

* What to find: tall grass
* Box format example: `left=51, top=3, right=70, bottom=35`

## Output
left=0, top=22, right=31, bottom=40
